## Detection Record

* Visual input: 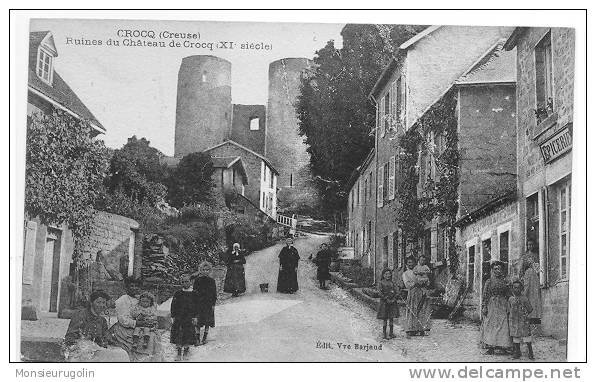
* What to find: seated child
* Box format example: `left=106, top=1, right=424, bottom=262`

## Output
left=131, top=291, right=158, bottom=353
left=508, top=279, right=534, bottom=360
left=413, top=255, right=431, bottom=287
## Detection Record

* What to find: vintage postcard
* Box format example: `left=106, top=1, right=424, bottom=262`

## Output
left=13, top=15, right=582, bottom=364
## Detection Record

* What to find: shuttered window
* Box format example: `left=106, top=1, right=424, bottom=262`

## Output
left=388, top=156, right=396, bottom=200
left=377, top=167, right=384, bottom=208
left=379, top=97, right=386, bottom=138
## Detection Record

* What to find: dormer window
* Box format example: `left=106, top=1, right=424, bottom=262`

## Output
left=37, top=48, right=53, bottom=85
left=250, top=117, right=259, bottom=130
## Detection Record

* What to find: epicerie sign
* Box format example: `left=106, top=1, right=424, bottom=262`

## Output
left=539, top=126, right=572, bottom=164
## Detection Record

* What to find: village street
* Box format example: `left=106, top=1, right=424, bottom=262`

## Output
left=161, top=233, right=565, bottom=362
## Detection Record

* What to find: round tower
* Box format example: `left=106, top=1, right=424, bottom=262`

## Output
left=265, top=57, right=312, bottom=188
left=174, top=55, right=232, bottom=158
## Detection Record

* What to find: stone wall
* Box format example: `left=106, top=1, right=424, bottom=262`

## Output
left=457, top=200, right=520, bottom=320
left=513, top=27, right=574, bottom=339
left=231, top=104, right=266, bottom=155
left=458, top=85, right=517, bottom=215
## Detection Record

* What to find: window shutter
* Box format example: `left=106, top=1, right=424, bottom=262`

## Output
left=388, top=232, right=394, bottom=269
left=380, top=97, right=386, bottom=138
left=23, top=221, right=37, bottom=285
left=377, top=167, right=384, bottom=208
left=388, top=156, right=396, bottom=200
left=400, top=75, right=406, bottom=129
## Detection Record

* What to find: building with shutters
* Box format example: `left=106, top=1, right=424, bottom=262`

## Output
left=503, top=27, right=574, bottom=339
left=357, top=25, right=513, bottom=283
left=23, top=31, right=140, bottom=319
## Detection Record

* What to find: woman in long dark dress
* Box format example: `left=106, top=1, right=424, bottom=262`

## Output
left=192, top=261, right=217, bottom=345
left=314, top=243, right=332, bottom=289
left=223, top=243, right=246, bottom=297
left=277, top=237, right=300, bottom=293
left=170, top=274, right=200, bottom=361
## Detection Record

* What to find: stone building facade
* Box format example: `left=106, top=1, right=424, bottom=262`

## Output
left=362, top=26, right=513, bottom=283
left=346, top=150, right=377, bottom=269
left=504, top=27, right=574, bottom=339
left=455, top=194, right=520, bottom=320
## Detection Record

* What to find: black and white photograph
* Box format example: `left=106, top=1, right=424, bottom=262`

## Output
left=9, top=9, right=587, bottom=367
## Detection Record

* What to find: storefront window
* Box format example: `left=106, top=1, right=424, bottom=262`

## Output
left=559, top=182, right=571, bottom=279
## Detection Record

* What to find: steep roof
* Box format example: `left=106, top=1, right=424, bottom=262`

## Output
left=455, top=40, right=516, bottom=85
left=398, top=26, right=442, bottom=50
left=28, top=31, right=105, bottom=133
left=204, top=140, right=279, bottom=175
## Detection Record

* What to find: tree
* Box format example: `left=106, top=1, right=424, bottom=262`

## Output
left=105, top=135, right=168, bottom=206
left=25, top=108, right=108, bottom=248
left=296, top=24, right=427, bottom=218
left=167, top=152, right=215, bottom=208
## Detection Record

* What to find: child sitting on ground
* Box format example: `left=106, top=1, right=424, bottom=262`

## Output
left=508, top=279, right=534, bottom=360
left=131, top=292, right=158, bottom=353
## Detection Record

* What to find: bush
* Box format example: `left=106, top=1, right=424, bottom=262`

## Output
left=95, top=189, right=166, bottom=233
left=339, top=262, right=374, bottom=287
left=224, top=213, right=275, bottom=252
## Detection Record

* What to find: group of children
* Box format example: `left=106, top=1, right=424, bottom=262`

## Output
left=126, top=261, right=218, bottom=361
left=170, top=261, right=218, bottom=361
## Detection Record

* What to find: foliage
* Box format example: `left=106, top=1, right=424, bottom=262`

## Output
left=105, top=136, right=168, bottom=206
left=224, top=214, right=274, bottom=253
left=340, top=263, right=375, bottom=287
left=25, top=109, right=108, bottom=254
left=296, top=24, right=428, bottom=218
left=167, top=152, right=216, bottom=208
left=94, top=189, right=166, bottom=233
left=395, top=91, right=460, bottom=274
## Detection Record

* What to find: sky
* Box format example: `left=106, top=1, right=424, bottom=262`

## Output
left=30, top=19, right=344, bottom=156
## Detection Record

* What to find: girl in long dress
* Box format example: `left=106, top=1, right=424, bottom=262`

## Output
left=521, top=249, right=542, bottom=325
left=508, top=279, right=535, bottom=360
left=170, top=274, right=200, bottom=361
left=223, top=243, right=246, bottom=297
left=314, top=243, right=332, bottom=289
left=277, top=237, right=300, bottom=293
left=377, top=269, right=400, bottom=339
left=192, top=261, right=217, bottom=345
left=402, top=256, right=432, bottom=336
left=481, top=261, right=512, bottom=354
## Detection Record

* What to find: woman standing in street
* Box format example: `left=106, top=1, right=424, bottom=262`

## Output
left=277, top=237, right=300, bottom=294
left=481, top=260, right=512, bottom=354
left=402, top=256, right=432, bottom=336
left=314, top=243, right=332, bottom=289
left=223, top=243, right=247, bottom=297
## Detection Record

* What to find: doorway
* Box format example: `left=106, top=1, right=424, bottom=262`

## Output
left=41, top=229, right=62, bottom=313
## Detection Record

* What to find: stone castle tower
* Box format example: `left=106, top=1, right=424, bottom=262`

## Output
left=174, top=55, right=232, bottom=157
left=265, top=58, right=312, bottom=189
left=173, top=55, right=316, bottom=207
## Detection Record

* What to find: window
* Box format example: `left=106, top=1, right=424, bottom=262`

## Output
left=526, top=193, right=540, bottom=258
left=559, top=182, right=571, bottom=279
left=367, top=221, right=372, bottom=249
left=377, top=167, right=384, bottom=208
left=499, top=231, right=510, bottom=275
left=201, top=71, right=208, bottom=83
left=384, top=93, right=390, bottom=135
left=393, top=230, right=401, bottom=269
left=467, top=244, right=475, bottom=288
left=395, top=77, right=402, bottom=126
left=378, top=97, right=385, bottom=137
left=388, top=156, right=396, bottom=200
left=250, top=117, right=260, bottom=130
left=481, top=238, right=492, bottom=286
left=37, top=48, right=53, bottom=84
left=423, top=229, right=431, bottom=260
left=364, top=178, right=368, bottom=202
left=383, top=162, right=389, bottom=201
left=290, top=173, right=293, bottom=188
left=383, top=236, right=389, bottom=267
left=368, top=172, right=373, bottom=199
left=357, top=181, right=360, bottom=206
left=269, top=170, right=274, bottom=189
left=262, top=192, right=266, bottom=208
left=535, top=31, right=553, bottom=112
